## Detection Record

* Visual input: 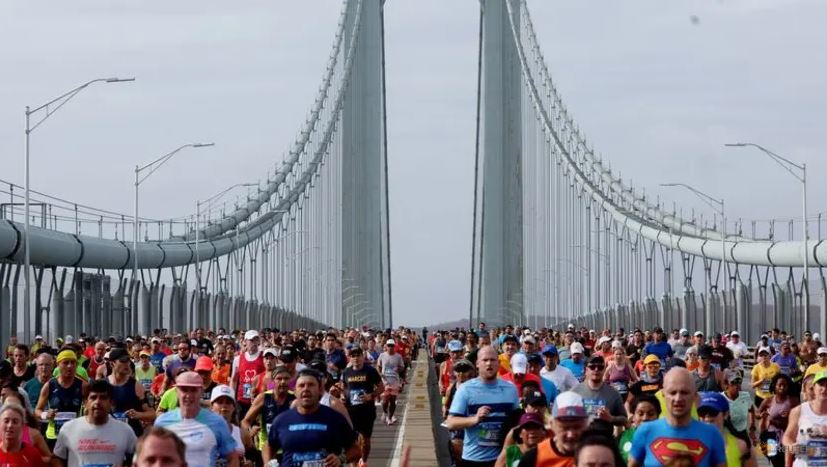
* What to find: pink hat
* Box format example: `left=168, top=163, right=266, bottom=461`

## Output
left=176, top=371, right=203, bottom=388
left=195, top=356, right=214, bottom=372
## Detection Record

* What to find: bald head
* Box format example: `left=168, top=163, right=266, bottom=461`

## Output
left=477, top=345, right=497, bottom=363
left=476, top=345, right=499, bottom=381
left=662, top=367, right=696, bottom=423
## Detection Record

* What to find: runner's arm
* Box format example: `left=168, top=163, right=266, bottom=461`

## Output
left=131, top=380, right=156, bottom=422
left=34, top=382, right=50, bottom=420
left=241, top=392, right=265, bottom=434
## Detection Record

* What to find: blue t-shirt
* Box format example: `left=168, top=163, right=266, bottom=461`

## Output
left=155, top=408, right=236, bottom=467
left=771, top=353, right=797, bottom=375
left=539, top=377, right=559, bottom=405
left=560, top=359, right=585, bottom=381
left=448, top=377, right=520, bottom=462
left=643, top=342, right=673, bottom=364
left=630, top=418, right=726, bottom=467
left=268, top=405, right=357, bottom=467
left=150, top=351, right=167, bottom=372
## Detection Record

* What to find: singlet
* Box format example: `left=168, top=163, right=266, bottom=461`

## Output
left=321, top=392, right=332, bottom=407
left=765, top=396, right=793, bottom=433
left=724, top=432, right=741, bottom=467
left=693, top=369, right=721, bottom=392
left=45, top=378, right=84, bottom=440
left=257, top=391, right=295, bottom=450
left=606, top=363, right=632, bottom=395
left=235, top=352, right=264, bottom=404
left=441, top=358, right=455, bottom=392
left=505, top=444, right=524, bottom=467
left=793, top=402, right=827, bottom=467
left=110, top=377, right=144, bottom=436
left=535, top=438, right=574, bottom=466
left=254, top=372, right=275, bottom=396
left=135, top=365, right=156, bottom=391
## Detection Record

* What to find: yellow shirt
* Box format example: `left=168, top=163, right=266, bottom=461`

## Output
left=805, top=362, right=827, bottom=379
left=752, top=362, right=781, bottom=399
left=498, top=353, right=512, bottom=375
left=655, top=390, right=698, bottom=420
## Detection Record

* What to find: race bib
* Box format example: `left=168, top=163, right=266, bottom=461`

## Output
left=761, top=380, right=771, bottom=392
left=294, top=450, right=326, bottom=467
left=610, top=381, right=628, bottom=394
left=112, top=411, right=128, bottom=423
left=242, top=383, right=253, bottom=400
left=478, top=422, right=502, bottom=447
left=583, top=398, right=606, bottom=418
left=350, top=389, right=365, bottom=406
left=806, top=438, right=827, bottom=466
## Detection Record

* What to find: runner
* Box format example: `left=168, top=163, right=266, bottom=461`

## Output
left=209, top=385, right=248, bottom=466
left=266, top=369, right=360, bottom=467
left=107, top=347, right=155, bottom=436
left=517, top=391, right=589, bottom=467
left=10, top=344, right=34, bottom=387
left=23, top=352, right=53, bottom=408
left=52, top=379, right=138, bottom=466
left=539, top=344, right=579, bottom=394
left=231, top=330, right=265, bottom=419
left=242, top=366, right=295, bottom=463
left=0, top=403, right=46, bottom=466
left=35, top=349, right=88, bottom=449
left=135, top=349, right=158, bottom=407
left=377, top=338, right=406, bottom=425
left=342, top=346, right=383, bottom=465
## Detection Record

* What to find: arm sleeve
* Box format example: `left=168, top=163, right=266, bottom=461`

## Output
left=448, top=383, right=468, bottom=416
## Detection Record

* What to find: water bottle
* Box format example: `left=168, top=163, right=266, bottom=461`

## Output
left=766, top=436, right=778, bottom=457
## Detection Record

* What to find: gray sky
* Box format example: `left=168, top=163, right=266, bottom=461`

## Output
left=1, top=1, right=825, bottom=327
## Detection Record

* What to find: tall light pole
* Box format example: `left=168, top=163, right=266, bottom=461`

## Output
left=725, top=142, right=810, bottom=332
left=23, top=77, right=134, bottom=339
left=195, top=182, right=258, bottom=290
left=134, top=143, right=215, bottom=283
left=661, top=182, right=726, bottom=337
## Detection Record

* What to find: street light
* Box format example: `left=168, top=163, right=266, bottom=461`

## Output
left=661, top=182, right=725, bottom=337
left=134, top=143, right=215, bottom=282
left=725, top=142, right=810, bottom=330
left=23, top=76, right=134, bottom=339
left=195, top=182, right=258, bottom=289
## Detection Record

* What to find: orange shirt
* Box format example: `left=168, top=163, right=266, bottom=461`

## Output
left=212, top=362, right=231, bottom=385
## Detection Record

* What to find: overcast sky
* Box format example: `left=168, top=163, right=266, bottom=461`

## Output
left=1, top=1, right=825, bottom=327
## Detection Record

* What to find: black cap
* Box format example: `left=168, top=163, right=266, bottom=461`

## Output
left=502, top=335, right=518, bottom=344
left=524, top=390, right=548, bottom=407
left=109, top=347, right=130, bottom=362
left=526, top=353, right=543, bottom=365
left=698, top=345, right=713, bottom=359
left=279, top=345, right=297, bottom=362
left=653, top=327, right=664, bottom=333
left=309, top=359, right=327, bottom=374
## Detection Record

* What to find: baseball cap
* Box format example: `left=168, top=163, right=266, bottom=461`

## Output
left=511, top=353, right=528, bottom=374
left=724, top=370, right=742, bottom=384
left=679, top=328, right=688, bottom=336
left=597, top=336, right=611, bottom=346
left=814, top=370, right=827, bottom=384
left=502, top=335, right=519, bottom=344
left=35, top=335, right=43, bottom=340
left=210, top=384, right=235, bottom=403
left=730, top=331, right=740, bottom=337
left=139, top=350, right=151, bottom=357
left=524, top=390, right=548, bottom=407
left=643, top=354, right=661, bottom=365
left=698, top=391, right=729, bottom=414
left=570, top=342, right=584, bottom=355
left=757, top=346, right=771, bottom=355
left=517, top=412, right=545, bottom=429
left=447, top=340, right=463, bottom=352
left=815, top=333, right=822, bottom=341
left=698, top=345, right=714, bottom=359
left=195, top=356, right=214, bottom=372
left=694, top=331, right=704, bottom=337
left=65, top=335, right=75, bottom=344
left=108, top=348, right=130, bottom=362
left=453, top=359, right=474, bottom=372
left=567, top=324, right=575, bottom=330
left=818, top=347, right=827, bottom=355
left=522, top=336, right=536, bottom=345
left=526, top=353, right=543, bottom=366
left=244, top=330, right=259, bottom=341
left=175, top=371, right=203, bottom=388
left=611, top=340, right=623, bottom=349
left=263, top=347, right=278, bottom=358
left=552, top=391, right=587, bottom=420
left=151, top=337, right=161, bottom=343
left=386, top=339, right=396, bottom=346
left=541, top=344, right=558, bottom=356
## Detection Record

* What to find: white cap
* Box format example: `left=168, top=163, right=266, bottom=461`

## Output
left=210, top=384, right=236, bottom=403
left=757, top=346, right=771, bottom=355
left=244, top=330, right=259, bottom=341
left=597, top=336, right=611, bottom=346
left=679, top=328, right=688, bottom=335
left=694, top=331, right=704, bottom=337
left=386, top=339, right=396, bottom=346
left=511, top=353, right=528, bottom=374
left=523, top=329, right=531, bottom=335
left=570, top=342, right=584, bottom=355
left=815, top=333, right=822, bottom=341
left=35, top=335, right=43, bottom=340
left=730, top=331, right=740, bottom=337
left=567, top=324, right=575, bottom=330
left=523, top=336, right=536, bottom=345
left=65, top=335, right=75, bottom=344
left=151, top=337, right=161, bottom=343
left=263, top=347, right=278, bottom=357
left=817, top=347, right=827, bottom=355
left=611, top=340, right=623, bottom=349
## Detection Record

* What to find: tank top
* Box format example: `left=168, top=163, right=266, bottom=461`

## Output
left=693, top=369, right=721, bottom=392
left=535, top=438, right=574, bottom=466
left=110, top=377, right=144, bottom=436
left=440, top=358, right=454, bottom=391
left=257, top=391, right=296, bottom=450
left=320, top=392, right=332, bottom=407
left=606, top=363, right=631, bottom=394
left=793, top=402, right=827, bottom=467
left=766, top=396, right=793, bottom=433
left=236, top=352, right=265, bottom=404
left=45, top=378, right=83, bottom=440
left=724, top=432, right=741, bottom=467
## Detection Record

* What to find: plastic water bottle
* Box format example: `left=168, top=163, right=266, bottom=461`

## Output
left=766, top=437, right=778, bottom=457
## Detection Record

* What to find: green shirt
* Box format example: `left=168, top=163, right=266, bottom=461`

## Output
left=52, top=366, right=89, bottom=381
left=618, top=427, right=636, bottom=464
left=158, top=387, right=178, bottom=411
left=505, top=444, right=524, bottom=467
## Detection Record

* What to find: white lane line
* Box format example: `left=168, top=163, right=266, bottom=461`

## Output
left=389, top=359, right=417, bottom=467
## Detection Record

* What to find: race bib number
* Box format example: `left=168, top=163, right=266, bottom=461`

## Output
left=140, top=379, right=152, bottom=391
left=350, top=389, right=365, bottom=406
left=112, top=411, right=128, bottom=423
left=478, top=422, right=502, bottom=447
left=242, top=383, right=253, bottom=400
left=583, top=398, right=606, bottom=418
left=806, top=438, right=827, bottom=466
left=761, top=380, right=771, bottom=392
left=711, top=363, right=721, bottom=371
left=294, top=450, right=326, bottom=467
left=610, top=381, right=628, bottom=394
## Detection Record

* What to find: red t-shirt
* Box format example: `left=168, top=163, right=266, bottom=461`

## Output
left=0, top=443, right=47, bottom=467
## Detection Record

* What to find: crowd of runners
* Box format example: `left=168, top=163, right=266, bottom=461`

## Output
left=0, top=326, right=420, bottom=466
left=431, top=323, right=827, bottom=467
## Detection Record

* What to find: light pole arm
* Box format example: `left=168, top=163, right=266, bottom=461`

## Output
left=137, top=143, right=214, bottom=185
left=27, top=78, right=135, bottom=133
left=725, top=143, right=805, bottom=181
left=660, top=183, right=723, bottom=215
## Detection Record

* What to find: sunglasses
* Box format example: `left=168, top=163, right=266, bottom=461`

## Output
left=587, top=364, right=605, bottom=370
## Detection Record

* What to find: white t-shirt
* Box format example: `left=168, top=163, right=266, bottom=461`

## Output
left=540, top=365, right=580, bottom=393
left=727, top=341, right=749, bottom=363
left=53, top=417, right=137, bottom=467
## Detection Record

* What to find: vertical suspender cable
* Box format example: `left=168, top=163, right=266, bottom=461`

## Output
left=379, top=3, right=393, bottom=330
left=469, top=4, right=484, bottom=329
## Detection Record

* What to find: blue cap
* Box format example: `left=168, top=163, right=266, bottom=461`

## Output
left=447, top=340, right=463, bottom=352
left=698, top=391, right=729, bottom=413
left=541, top=344, right=558, bottom=356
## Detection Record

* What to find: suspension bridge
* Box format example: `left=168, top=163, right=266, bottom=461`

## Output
left=0, top=0, right=821, bottom=378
